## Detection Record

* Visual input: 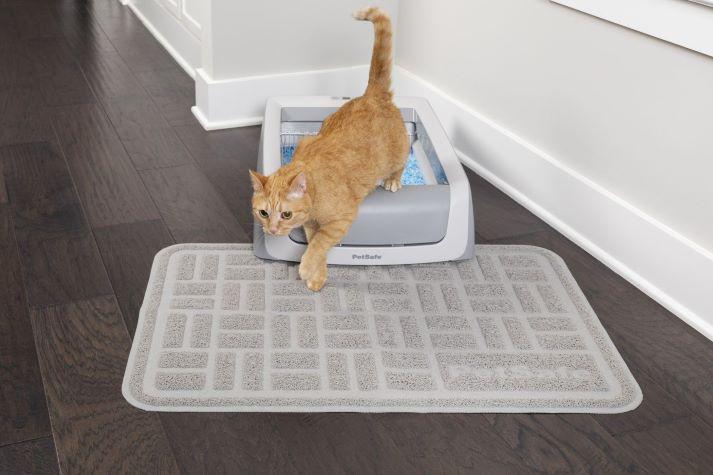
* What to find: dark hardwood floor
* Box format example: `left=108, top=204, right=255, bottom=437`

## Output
left=1, top=1, right=712, bottom=473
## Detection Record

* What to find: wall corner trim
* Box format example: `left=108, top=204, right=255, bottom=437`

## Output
left=393, top=65, right=713, bottom=342
left=190, top=105, right=262, bottom=130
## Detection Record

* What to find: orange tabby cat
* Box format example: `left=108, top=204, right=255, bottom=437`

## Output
left=250, top=6, right=409, bottom=291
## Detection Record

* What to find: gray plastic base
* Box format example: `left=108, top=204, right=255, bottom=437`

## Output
left=289, top=185, right=450, bottom=246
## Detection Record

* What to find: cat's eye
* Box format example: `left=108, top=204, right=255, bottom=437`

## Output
left=281, top=211, right=293, bottom=220
left=258, top=209, right=269, bottom=218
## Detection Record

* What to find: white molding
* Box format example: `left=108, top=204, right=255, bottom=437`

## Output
left=180, top=0, right=202, bottom=38
left=191, top=106, right=262, bottom=130
left=394, top=66, right=713, bottom=342
left=193, top=65, right=370, bottom=130
left=124, top=0, right=199, bottom=78
left=552, top=0, right=713, bottom=58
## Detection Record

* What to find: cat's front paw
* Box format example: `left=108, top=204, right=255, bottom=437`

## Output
left=299, top=254, right=327, bottom=291
left=382, top=178, right=402, bottom=192
left=298, top=259, right=314, bottom=281
left=306, top=268, right=327, bottom=292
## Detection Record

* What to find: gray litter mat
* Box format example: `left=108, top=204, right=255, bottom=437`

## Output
left=122, top=244, right=641, bottom=413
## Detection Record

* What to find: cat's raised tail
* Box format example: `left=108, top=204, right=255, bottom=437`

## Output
left=352, top=6, right=393, bottom=94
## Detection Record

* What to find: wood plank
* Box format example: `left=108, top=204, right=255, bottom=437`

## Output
left=174, top=123, right=261, bottom=169
left=159, top=414, right=301, bottom=473
left=109, top=29, right=178, bottom=75
left=0, top=347, right=49, bottom=447
left=89, top=0, right=147, bottom=42
left=17, top=231, right=115, bottom=308
left=24, top=38, right=96, bottom=107
left=102, top=97, right=193, bottom=170
left=595, top=371, right=713, bottom=473
left=1, top=139, right=87, bottom=240
left=0, top=6, right=19, bottom=45
left=1, top=3, right=61, bottom=42
left=366, top=413, right=538, bottom=473
left=465, top=168, right=551, bottom=240
left=137, top=67, right=195, bottom=127
left=22, top=36, right=79, bottom=76
left=36, top=62, right=96, bottom=107
left=1, top=142, right=112, bottom=307
left=0, top=437, right=59, bottom=474
left=16, top=3, right=60, bottom=40
left=174, top=123, right=260, bottom=227
left=94, top=219, right=174, bottom=336
left=46, top=0, right=116, bottom=57
left=197, top=168, right=253, bottom=232
left=596, top=371, right=691, bottom=440
left=0, top=38, right=95, bottom=106
left=160, top=412, right=534, bottom=473
left=484, top=228, right=713, bottom=426
left=0, top=44, right=36, bottom=88
left=78, top=50, right=146, bottom=103
left=0, top=140, right=84, bottom=236
left=140, top=164, right=248, bottom=243
left=0, top=207, right=51, bottom=446
left=0, top=159, right=6, bottom=205
left=51, top=104, right=160, bottom=227
left=483, top=413, right=644, bottom=473
left=31, top=296, right=179, bottom=473
left=0, top=86, right=55, bottom=147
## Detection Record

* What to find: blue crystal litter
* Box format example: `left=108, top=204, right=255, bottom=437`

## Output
left=280, top=144, right=436, bottom=186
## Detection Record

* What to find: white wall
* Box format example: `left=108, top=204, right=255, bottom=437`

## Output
left=395, top=0, right=713, bottom=253
left=193, top=0, right=400, bottom=129
left=206, top=0, right=399, bottom=80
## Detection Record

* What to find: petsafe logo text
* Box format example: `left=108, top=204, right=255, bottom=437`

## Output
left=352, top=253, right=382, bottom=260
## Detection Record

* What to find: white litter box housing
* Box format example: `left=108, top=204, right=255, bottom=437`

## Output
left=253, top=96, right=474, bottom=265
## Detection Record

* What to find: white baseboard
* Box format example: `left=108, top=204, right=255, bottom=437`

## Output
left=393, top=66, right=713, bottom=342
left=193, top=65, right=370, bottom=130
left=124, top=0, right=200, bottom=78
left=190, top=106, right=262, bottom=130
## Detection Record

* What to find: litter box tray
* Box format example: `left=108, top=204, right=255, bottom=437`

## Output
left=254, top=96, right=474, bottom=265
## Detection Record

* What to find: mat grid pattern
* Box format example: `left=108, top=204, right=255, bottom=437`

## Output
left=123, top=244, right=641, bottom=412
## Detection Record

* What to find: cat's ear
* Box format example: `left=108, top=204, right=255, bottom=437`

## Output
left=287, top=172, right=307, bottom=200
left=249, top=170, right=267, bottom=192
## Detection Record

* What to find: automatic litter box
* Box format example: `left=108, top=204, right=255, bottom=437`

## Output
left=253, top=96, right=474, bottom=265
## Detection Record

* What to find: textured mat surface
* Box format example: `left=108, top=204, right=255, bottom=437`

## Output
left=123, top=244, right=641, bottom=412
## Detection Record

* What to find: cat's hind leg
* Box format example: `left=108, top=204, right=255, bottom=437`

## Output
left=381, top=167, right=404, bottom=192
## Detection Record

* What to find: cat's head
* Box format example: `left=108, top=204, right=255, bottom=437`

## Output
left=249, top=170, right=312, bottom=236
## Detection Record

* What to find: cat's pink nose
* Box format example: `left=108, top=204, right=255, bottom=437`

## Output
left=268, top=226, right=278, bottom=234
